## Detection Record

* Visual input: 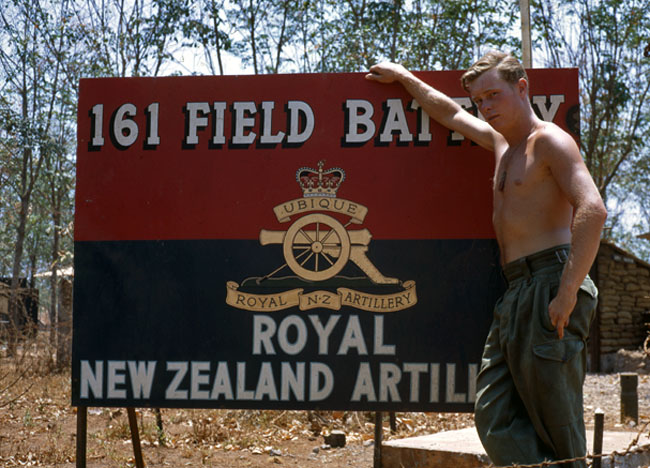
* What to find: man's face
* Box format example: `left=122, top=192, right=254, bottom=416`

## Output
left=467, top=68, right=524, bottom=131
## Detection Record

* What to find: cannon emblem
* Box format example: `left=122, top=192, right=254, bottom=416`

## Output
left=226, top=161, right=417, bottom=312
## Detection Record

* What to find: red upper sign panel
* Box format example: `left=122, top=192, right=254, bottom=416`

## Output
left=75, top=70, right=578, bottom=242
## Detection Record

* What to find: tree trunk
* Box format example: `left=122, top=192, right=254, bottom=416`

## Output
left=56, top=277, right=73, bottom=368
left=49, top=211, right=60, bottom=362
left=7, top=194, right=29, bottom=356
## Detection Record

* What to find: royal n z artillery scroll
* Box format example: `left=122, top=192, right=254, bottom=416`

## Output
left=73, top=70, right=578, bottom=411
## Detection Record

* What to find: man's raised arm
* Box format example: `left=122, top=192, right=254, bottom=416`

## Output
left=366, top=62, right=498, bottom=151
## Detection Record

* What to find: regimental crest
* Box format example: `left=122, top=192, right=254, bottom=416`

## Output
left=225, top=162, right=417, bottom=313
left=296, top=160, right=345, bottom=198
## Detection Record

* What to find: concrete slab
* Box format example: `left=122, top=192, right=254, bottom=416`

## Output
left=382, top=426, right=650, bottom=468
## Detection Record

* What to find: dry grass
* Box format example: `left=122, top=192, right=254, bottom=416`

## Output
left=0, top=332, right=475, bottom=467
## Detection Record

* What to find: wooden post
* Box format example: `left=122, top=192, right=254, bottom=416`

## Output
left=593, top=408, right=604, bottom=468
left=374, top=411, right=383, bottom=468
left=519, top=0, right=532, bottom=68
left=389, top=412, right=396, bottom=433
left=620, top=372, right=639, bottom=424
left=154, top=408, right=165, bottom=446
left=76, top=406, right=87, bottom=468
left=127, top=408, right=145, bottom=468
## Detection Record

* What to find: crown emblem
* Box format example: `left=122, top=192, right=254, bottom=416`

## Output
left=296, top=160, right=345, bottom=198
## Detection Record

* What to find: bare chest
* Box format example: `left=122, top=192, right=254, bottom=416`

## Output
left=493, top=147, right=547, bottom=197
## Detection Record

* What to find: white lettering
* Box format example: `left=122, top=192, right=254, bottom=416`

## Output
left=351, top=362, right=376, bottom=402
left=379, top=99, right=413, bottom=143
left=278, top=315, right=308, bottom=355
left=445, top=363, right=466, bottom=403
left=430, top=363, right=440, bottom=403
left=533, top=94, right=565, bottom=122
left=232, top=101, right=257, bottom=145
left=337, top=315, right=367, bottom=355
left=145, top=103, right=160, bottom=146
left=80, top=360, right=103, bottom=399
left=185, top=102, right=210, bottom=145
left=309, top=362, right=334, bottom=401
left=260, top=101, right=285, bottom=144
left=281, top=362, right=305, bottom=401
left=468, top=363, right=479, bottom=403
left=212, top=102, right=227, bottom=145
left=128, top=360, right=156, bottom=399
left=113, top=103, right=138, bottom=147
left=404, top=362, right=428, bottom=403
left=237, top=362, right=255, bottom=399
left=210, top=362, right=234, bottom=400
left=286, top=101, right=314, bottom=144
left=166, top=361, right=188, bottom=399
left=373, top=315, right=395, bottom=355
left=309, top=314, right=340, bottom=355
left=191, top=361, right=211, bottom=400
left=344, top=99, right=375, bottom=144
left=107, top=361, right=127, bottom=399
left=90, top=104, right=105, bottom=147
left=379, top=363, right=401, bottom=402
left=255, top=362, right=278, bottom=400
left=253, top=315, right=277, bottom=355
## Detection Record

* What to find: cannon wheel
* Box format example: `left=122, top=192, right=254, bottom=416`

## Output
left=282, top=213, right=351, bottom=281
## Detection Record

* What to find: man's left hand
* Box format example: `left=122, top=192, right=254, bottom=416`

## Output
left=548, top=290, right=577, bottom=339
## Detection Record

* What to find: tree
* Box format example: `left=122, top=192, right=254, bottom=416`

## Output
left=72, top=0, right=185, bottom=77
left=0, top=0, right=60, bottom=351
left=188, top=0, right=519, bottom=74
left=180, top=0, right=232, bottom=75
left=40, top=102, right=75, bottom=366
left=400, top=0, right=519, bottom=71
left=0, top=0, right=82, bottom=357
left=226, top=0, right=303, bottom=74
left=532, top=0, right=650, bottom=260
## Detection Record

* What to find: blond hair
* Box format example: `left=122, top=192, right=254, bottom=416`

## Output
left=460, top=51, right=528, bottom=92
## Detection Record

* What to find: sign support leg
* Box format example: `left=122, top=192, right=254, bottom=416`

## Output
left=127, top=408, right=145, bottom=468
left=154, top=408, right=165, bottom=446
left=76, top=406, right=87, bottom=468
left=374, top=411, right=383, bottom=468
left=593, top=409, right=604, bottom=468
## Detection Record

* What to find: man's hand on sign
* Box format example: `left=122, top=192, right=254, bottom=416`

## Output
left=365, top=62, right=407, bottom=84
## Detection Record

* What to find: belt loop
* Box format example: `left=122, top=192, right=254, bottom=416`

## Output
left=555, top=248, right=568, bottom=264
left=517, top=257, right=532, bottom=280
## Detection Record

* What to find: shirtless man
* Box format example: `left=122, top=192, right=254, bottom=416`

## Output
left=366, top=52, right=607, bottom=466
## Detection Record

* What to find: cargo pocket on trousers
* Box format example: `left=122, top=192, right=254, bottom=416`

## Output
left=534, top=339, right=584, bottom=363
left=532, top=339, right=585, bottom=425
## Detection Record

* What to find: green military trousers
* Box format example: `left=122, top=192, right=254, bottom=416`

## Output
left=474, top=245, right=598, bottom=467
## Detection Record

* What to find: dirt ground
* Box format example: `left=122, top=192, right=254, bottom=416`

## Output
left=0, top=350, right=474, bottom=468
left=2, top=347, right=650, bottom=468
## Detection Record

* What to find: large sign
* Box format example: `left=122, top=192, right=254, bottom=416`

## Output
left=72, top=69, right=578, bottom=411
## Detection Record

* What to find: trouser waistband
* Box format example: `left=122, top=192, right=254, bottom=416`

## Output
left=502, top=244, right=570, bottom=283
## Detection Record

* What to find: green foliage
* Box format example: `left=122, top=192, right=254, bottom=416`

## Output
left=0, top=0, right=76, bottom=325
left=399, top=0, right=519, bottom=71
left=1, top=0, right=649, bottom=291
left=532, top=0, right=650, bottom=261
left=178, top=0, right=519, bottom=74
left=180, top=0, right=231, bottom=74
left=69, top=0, right=186, bottom=77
